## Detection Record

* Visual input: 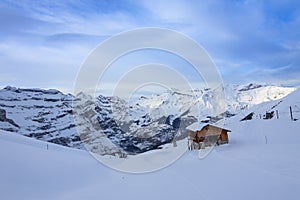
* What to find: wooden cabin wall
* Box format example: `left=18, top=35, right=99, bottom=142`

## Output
left=189, top=131, right=197, bottom=143
left=206, top=126, right=223, bottom=136
left=196, top=125, right=209, bottom=137
left=189, top=125, right=229, bottom=146
left=220, top=130, right=229, bottom=141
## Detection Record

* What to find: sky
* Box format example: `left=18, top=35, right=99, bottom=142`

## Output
left=1, top=0, right=300, bottom=95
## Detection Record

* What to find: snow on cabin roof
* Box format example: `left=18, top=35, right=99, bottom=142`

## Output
left=186, top=122, right=206, bottom=131
left=186, top=122, right=231, bottom=132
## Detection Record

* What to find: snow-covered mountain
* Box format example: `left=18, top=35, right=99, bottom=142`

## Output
left=0, top=84, right=295, bottom=155
left=0, top=86, right=125, bottom=156
left=225, top=83, right=296, bottom=112
left=228, top=85, right=300, bottom=123
left=133, top=83, right=295, bottom=117
left=1, top=100, right=300, bottom=200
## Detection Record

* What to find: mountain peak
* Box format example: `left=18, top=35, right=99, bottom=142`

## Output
left=238, top=83, right=263, bottom=91
left=2, top=85, right=63, bottom=95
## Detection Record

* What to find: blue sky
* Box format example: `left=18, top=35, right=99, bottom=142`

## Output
left=1, top=0, right=300, bottom=94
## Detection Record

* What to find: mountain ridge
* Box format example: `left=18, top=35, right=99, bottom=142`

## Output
left=0, top=83, right=295, bottom=156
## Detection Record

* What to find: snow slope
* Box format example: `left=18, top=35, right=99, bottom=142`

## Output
left=229, top=87, right=300, bottom=123
left=1, top=106, right=300, bottom=200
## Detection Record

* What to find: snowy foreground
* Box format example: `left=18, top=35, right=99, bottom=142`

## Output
left=1, top=116, right=300, bottom=200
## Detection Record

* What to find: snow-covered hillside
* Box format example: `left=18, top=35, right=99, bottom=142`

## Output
left=1, top=109, right=300, bottom=200
left=227, top=86, right=300, bottom=123
left=132, top=83, right=295, bottom=118
left=225, top=83, right=295, bottom=112
left=0, top=84, right=295, bottom=156
left=0, top=86, right=81, bottom=147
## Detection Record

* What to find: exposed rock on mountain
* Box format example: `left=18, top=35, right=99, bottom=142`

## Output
left=0, top=84, right=295, bottom=155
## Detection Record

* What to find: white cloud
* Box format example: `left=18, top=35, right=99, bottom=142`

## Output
left=1, top=0, right=300, bottom=93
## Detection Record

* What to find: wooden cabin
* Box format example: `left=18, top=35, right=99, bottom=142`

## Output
left=187, top=123, right=231, bottom=150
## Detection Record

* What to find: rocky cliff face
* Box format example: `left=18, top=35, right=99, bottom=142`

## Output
left=0, top=108, right=19, bottom=130
left=0, top=86, right=84, bottom=148
left=0, top=84, right=295, bottom=156
left=73, top=94, right=194, bottom=154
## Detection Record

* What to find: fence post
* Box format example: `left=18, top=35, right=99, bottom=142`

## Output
left=290, top=106, right=294, bottom=121
left=265, top=135, right=268, bottom=144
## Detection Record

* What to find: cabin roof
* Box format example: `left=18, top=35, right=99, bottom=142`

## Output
left=186, top=122, right=231, bottom=132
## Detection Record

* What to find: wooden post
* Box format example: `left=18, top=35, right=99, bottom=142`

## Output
left=290, top=106, right=294, bottom=121
left=276, top=110, right=279, bottom=119
left=173, top=140, right=177, bottom=147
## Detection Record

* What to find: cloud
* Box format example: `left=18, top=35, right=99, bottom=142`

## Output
left=1, top=0, right=139, bottom=35
left=0, top=0, right=142, bottom=91
left=0, top=0, right=300, bottom=93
